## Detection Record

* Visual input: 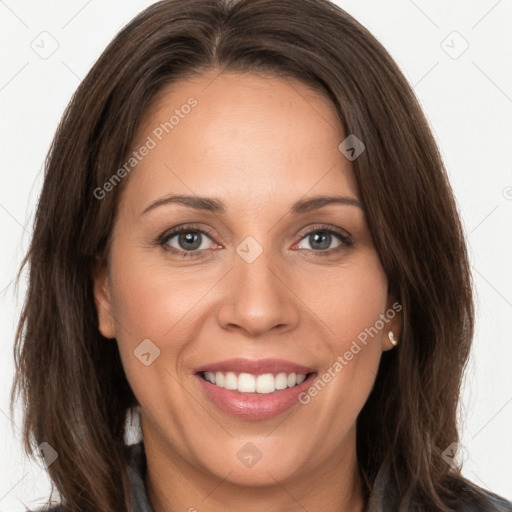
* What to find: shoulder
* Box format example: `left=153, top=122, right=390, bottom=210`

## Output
left=41, top=442, right=149, bottom=512
left=417, top=478, right=512, bottom=512
left=452, top=481, right=512, bottom=512
left=368, top=461, right=512, bottom=512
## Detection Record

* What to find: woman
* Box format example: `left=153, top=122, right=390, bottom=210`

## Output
left=11, top=0, right=512, bottom=511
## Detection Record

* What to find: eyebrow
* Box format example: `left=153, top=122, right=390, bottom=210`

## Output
left=140, top=194, right=362, bottom=217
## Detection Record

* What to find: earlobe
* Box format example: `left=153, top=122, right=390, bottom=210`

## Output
left=382, top=295, right=403, bottom=351
left=387, top=330, right=399, bottom=347
left=92, top=261, right=117, bottom=339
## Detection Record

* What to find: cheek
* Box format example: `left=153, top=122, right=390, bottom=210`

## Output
left=299, top=261, right=387, bottom=414
left=296, top=253, right=388, bottom=400
left=108, top=243, right=210, bottom=338
left=106, top=242, right=223, bottom=391
left=106, top=250, right=201, bottom=419
left=299, top=253, right=388, bottom=347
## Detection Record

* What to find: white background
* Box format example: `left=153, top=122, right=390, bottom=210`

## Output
left=1, top=0, right=511, bottom=510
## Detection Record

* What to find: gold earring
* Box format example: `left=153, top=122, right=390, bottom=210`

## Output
left=388, top=331, right=399, bottom=347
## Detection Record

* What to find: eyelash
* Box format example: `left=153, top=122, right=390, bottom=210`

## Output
left=158, top=223, right=353, bottom=259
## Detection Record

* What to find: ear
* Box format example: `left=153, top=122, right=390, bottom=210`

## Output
left=382, top=293, right=403, bottom=352
left=92, top=259, right=117, bottom=339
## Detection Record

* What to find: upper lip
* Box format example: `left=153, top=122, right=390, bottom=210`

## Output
left=194, top=358, right=316, bottom=375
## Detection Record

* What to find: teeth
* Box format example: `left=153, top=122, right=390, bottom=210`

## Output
left=296, top=374, right=306, bottom=384
left=202, top=371, right=309, bottom=393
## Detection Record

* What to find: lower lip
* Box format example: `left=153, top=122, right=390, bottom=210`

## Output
left=195, top=373, right=317, bottom=420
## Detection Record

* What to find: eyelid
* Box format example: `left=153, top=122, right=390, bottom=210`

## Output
left=293, top=223, right=353, bottom=252
left=158, top=224, right=220, bottom=249
left=295, top=223, right=352, bottom=242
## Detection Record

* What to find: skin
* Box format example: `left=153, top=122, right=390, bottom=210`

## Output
left=94, top=70, right=403, bottom=512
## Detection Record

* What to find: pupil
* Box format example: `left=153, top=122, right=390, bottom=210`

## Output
left=179, top=232, right=201, bottom=250
left=310, top=231, right=331, bottom=250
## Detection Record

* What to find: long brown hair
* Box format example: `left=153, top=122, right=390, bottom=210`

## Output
left=11, top=0, right=484, bottom=510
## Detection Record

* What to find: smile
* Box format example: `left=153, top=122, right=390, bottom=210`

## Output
left=195, top=371, right=318, bottom=420
left=200, top=371, right=310, bottom=394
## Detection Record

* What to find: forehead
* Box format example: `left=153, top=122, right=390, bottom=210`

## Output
left=120, top=72, right=359, bottom=216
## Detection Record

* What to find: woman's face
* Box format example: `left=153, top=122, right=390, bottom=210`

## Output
left=94, top=71, right=402, bottom=490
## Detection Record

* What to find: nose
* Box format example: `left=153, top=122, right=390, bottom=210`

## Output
left=216, top=249, right=300, bottom=337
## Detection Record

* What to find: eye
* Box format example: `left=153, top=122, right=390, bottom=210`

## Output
left=160, top=226, right=218, bottom=256
left=158, top=223, right=353, bottom=258
left=295, top=225, right=353, bottom=253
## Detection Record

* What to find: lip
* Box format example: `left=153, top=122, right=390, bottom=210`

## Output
left=194, top=370, right=318, bottom=420
left=194, top=357, right=315, bottom=376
